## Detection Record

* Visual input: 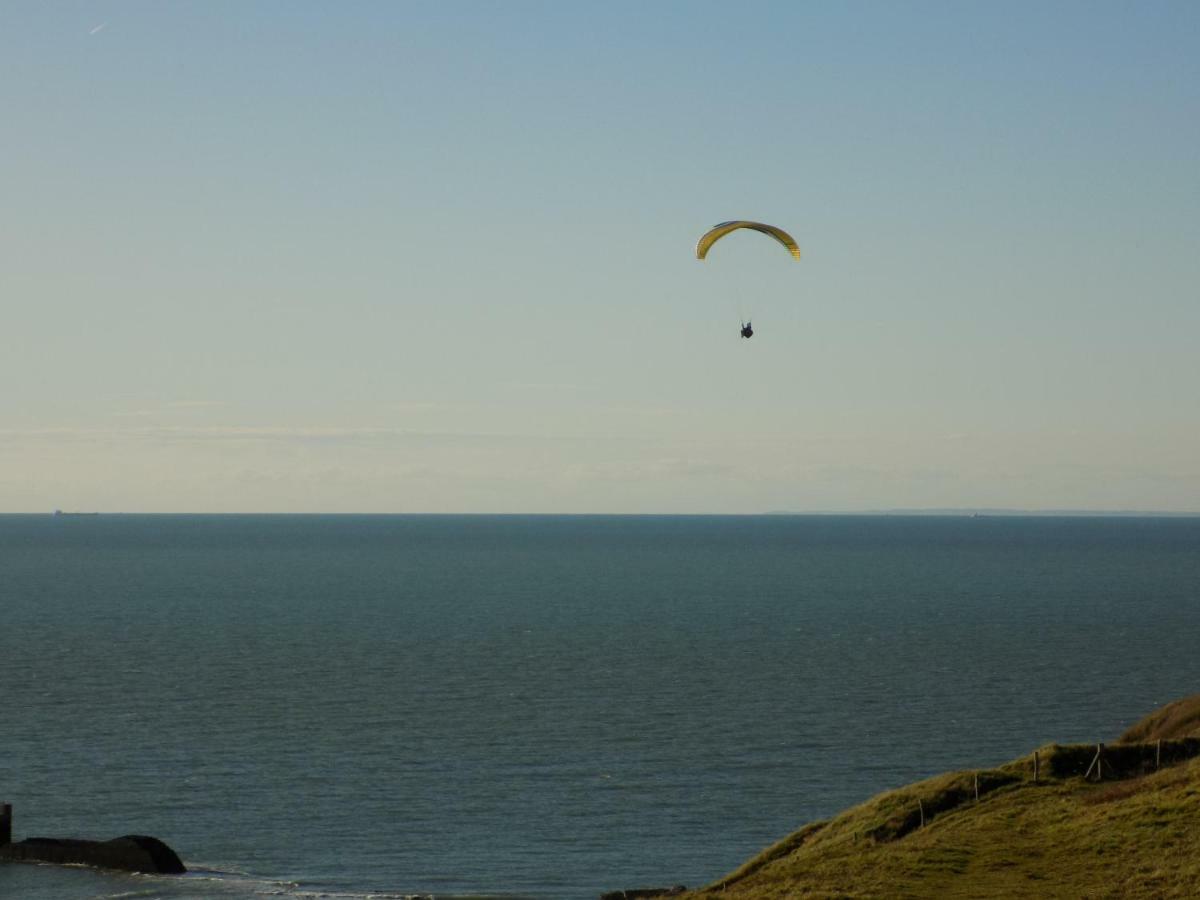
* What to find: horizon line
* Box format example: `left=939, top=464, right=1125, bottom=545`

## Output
left=16, top=509, right=1200, bottom=518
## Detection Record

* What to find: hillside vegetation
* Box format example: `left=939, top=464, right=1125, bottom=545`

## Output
left=684, top=694, right=1200, bottom=899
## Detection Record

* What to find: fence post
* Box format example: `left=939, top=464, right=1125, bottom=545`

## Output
left=1156, top=739, right=1162, bottom=772
left=918, top=799, right=925, bottom=828
left=974, top=772, right=979, bottom=802
left=1034, top=750, right=1040, bottom=783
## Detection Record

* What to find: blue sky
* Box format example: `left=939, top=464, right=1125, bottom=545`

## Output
left=3, top=1, right=1198, bottom=512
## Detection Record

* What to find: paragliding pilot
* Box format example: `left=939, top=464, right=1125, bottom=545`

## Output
left=740, top=321, right=754, bottom=339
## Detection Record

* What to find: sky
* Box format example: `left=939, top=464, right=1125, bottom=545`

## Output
left=2, top=1, right=1198, bottom=513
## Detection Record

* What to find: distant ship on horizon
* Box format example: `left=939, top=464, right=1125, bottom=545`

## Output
left=53, top=509, right=99, bottom=517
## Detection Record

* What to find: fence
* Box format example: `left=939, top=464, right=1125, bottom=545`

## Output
left=891, top=736, right=1200, bottom=840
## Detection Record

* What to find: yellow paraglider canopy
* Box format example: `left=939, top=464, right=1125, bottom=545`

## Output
left=695, top=221, right=801, bottom=261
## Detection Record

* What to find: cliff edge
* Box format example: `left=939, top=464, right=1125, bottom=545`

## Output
left=676, top=694, right=1200, bottom=899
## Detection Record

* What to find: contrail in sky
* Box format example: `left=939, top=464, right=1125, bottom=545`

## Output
left=89, top=23, right=108, bottom=35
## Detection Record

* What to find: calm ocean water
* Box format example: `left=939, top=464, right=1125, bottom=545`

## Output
left=1, top=514, right=1198, bottom=899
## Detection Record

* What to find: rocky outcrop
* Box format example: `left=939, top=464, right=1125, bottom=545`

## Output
left=0, top=805, right=185, bottom=875
left=600, top=886, right=687, bottom=899
left=0, top=834, right=186, bottom=874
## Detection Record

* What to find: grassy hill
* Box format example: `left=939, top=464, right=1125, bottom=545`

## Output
left=681, top=695, right=1200, bottom=899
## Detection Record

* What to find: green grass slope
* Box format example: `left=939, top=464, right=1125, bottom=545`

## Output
left=686, top=695, right=1200, bottom=899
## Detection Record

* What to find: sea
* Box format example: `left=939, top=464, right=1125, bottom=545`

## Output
left=1, top=514, right=1198, bottom=899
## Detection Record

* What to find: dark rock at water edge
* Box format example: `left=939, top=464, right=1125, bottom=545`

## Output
left=0, top=806, right=185, bottom=875
left=0, top=835, right=186, bottom=874
left=599, top=886, right=687, bottom=899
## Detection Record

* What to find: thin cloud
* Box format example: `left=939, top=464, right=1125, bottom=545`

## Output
left=567, top=457, right=735, bottom=483
left=147, top=425, right=507, bottom=444
left=166, top=400, right=226, bottom=409
left=0, top=423, right=648, bottom=449
left=0, top=424, right=535, bottom=446
left=388, top=402, right=440, bottom=414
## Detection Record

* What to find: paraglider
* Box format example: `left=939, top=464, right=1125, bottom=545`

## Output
left=695, top=221, right=801, bottom=262
left=696, top=221, right=800, bottom=338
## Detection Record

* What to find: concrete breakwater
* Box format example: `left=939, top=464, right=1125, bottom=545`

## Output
left=0, top=803, right=186, bottom=875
